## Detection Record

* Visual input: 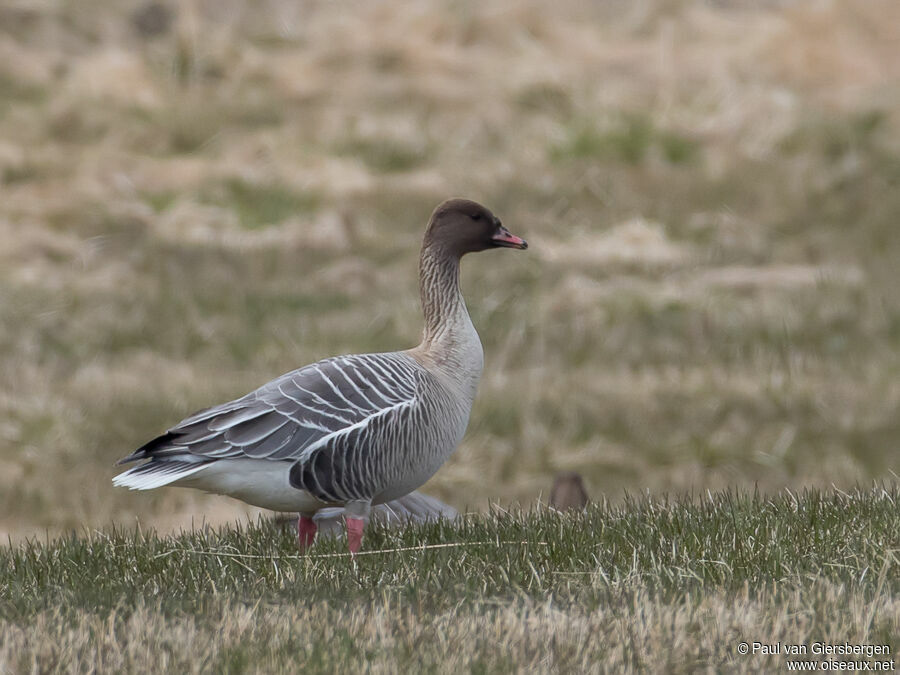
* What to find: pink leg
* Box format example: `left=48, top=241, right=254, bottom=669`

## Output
left=346, top=516, right=365, bottom=554
left=297, top=515, right=317, bottom=551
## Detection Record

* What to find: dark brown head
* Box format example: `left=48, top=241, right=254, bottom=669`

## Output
left=423, top=198, right=527, bottom=257
left=550, top=472, right=590, bottom=512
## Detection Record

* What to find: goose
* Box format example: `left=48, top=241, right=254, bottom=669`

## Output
left=549, top=472, right=590, bottom=512
left=114, top=198, right=527, bottom=553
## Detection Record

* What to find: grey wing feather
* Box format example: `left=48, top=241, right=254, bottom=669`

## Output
left=119, top=353, right=421, bottom=466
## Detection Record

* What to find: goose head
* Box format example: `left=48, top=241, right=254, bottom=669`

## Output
left=550, top=471, right=589, bottom=512
left=423, top=198, right=528, bottom=257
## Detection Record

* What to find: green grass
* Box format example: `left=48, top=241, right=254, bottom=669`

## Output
left=1, top=161, right=44, bottom=184
left=335, top=136, right=431, bottom=173
left=0, top=72, right=46, bottom=119
left=202, top=178, right=320, bottom=229
left=1, top=0, right=899, bottom=574
left=551, top=115, right=699, bottom=165
left=1, top=487, right=898, bottom=672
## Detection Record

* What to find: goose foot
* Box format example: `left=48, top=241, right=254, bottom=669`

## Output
left=297, top=515, right=317, bottom=551
left=344, top=499, right=371, bottom=554
left=346, top=517, right=364, bottom=554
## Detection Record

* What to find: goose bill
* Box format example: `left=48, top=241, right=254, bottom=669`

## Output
left=490, top=228, right=528, bottom=249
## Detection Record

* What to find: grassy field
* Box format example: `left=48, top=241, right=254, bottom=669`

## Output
left=1, top=0, right=898, bottom=539
left=1, top=0, right=899, bottom=669
left=2, top=487, right=898, bottom=672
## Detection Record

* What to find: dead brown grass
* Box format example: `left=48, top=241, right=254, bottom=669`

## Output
left=2, top=581, right=897, bottom=673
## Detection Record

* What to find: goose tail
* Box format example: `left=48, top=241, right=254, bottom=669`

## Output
left=112, top=460, right=212, bottom=491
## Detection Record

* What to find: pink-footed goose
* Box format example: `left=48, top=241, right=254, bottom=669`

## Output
left=114, top=199, right=527, bottom=553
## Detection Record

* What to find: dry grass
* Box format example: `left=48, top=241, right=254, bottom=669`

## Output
left=3, top=584, right=895, bottom=674
left=2, top=488, right=898, bottom=673
left=0, top=0, right=899, bottom=541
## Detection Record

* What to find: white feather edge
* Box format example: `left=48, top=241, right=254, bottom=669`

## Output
left=112, top=463, right=210, bottom=491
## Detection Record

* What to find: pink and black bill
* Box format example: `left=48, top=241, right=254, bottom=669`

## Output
left=491, top=225, right=528, bottom=250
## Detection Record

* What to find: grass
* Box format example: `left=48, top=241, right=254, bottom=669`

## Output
left=2, top=0, right=898, bottom=668
left=335, top=136, right=431, bottom=173
left=0, top=0, right=897, bottom=571
left=551, top=115, right=699, bottom=165
left=201, top=178, right=320, bottom=229
left=1, top=486, right=898, bottom=672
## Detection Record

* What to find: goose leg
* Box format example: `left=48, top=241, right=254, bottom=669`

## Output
left=297, top=514, right=317, bottom=551
left=344, top=500, right=371, bottom=554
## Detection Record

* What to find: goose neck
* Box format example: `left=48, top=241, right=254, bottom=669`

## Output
left=418, top=244, right=466, bottom=348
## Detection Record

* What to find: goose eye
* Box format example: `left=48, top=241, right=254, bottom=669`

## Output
left=471, top=213, right=481, bottom=221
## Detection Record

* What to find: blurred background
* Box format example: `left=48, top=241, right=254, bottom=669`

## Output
left=1, top=0, right=898, bottom=540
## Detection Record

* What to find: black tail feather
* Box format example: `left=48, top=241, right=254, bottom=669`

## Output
left=116, top=431, right=184, bottom=465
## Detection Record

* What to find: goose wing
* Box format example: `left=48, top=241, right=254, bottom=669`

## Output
left=119, top=352, right=422, bottom=465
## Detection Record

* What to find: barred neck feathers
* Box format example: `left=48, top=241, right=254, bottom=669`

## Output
left=414, top=243, right=484, bottom=394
